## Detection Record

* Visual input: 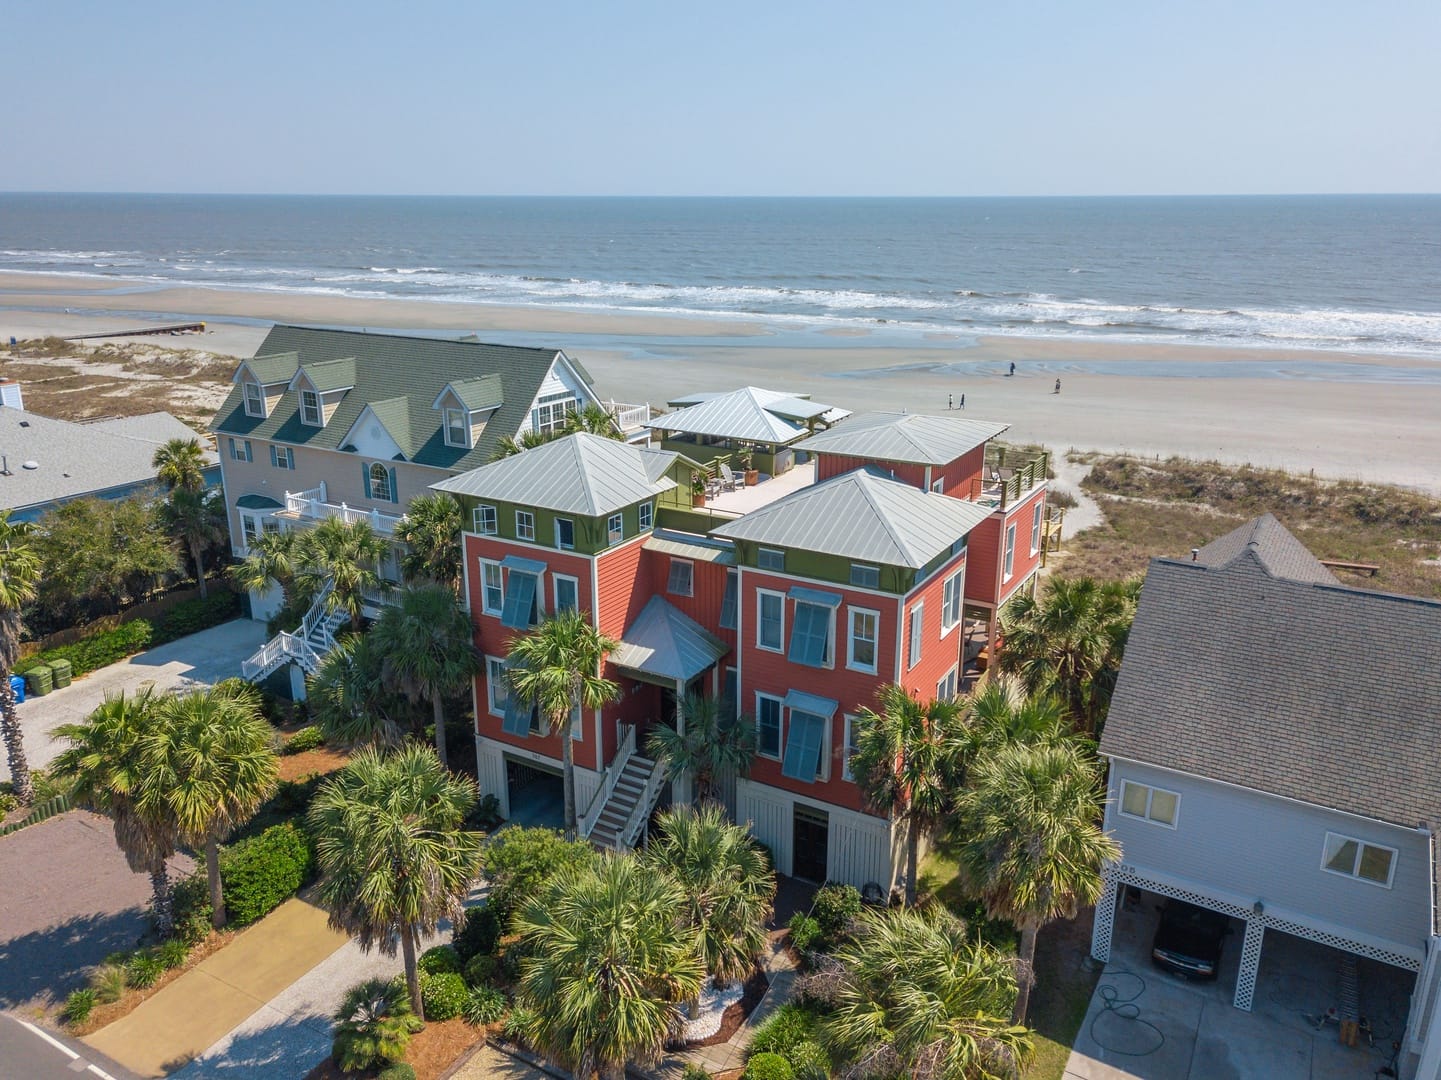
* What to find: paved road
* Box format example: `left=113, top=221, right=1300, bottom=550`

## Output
left=0, top=1012, right=137, bottom=1080
left=4, top=618, right=268, bottom=782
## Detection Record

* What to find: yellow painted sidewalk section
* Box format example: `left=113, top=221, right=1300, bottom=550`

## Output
left=84, top=898, right=350, bottom=1077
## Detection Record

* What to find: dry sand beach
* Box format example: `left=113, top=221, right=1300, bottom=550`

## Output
left=2, top=273, right=1438, bottom=494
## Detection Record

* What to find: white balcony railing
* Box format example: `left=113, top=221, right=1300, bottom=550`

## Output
left=579, top=722, right=637, bottom=841
left=282, top=482, right=405, bottom=535
left=606, top=401, right=651, bottom=430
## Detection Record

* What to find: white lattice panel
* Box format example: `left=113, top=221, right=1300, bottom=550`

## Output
left=1235, top=919, right=1266, bottom=1011
left=1112, top=863, right=1422, bottom=972
left=1091, top=871, right=1119, bottom=963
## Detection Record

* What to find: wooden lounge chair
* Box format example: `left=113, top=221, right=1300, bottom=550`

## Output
left=718, top=463, right=740, bottom=492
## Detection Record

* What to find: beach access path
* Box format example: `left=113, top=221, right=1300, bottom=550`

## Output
left=4, top=619, right=268, bottom=784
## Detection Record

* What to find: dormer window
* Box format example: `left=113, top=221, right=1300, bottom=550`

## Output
left=300, top=389, right=322, bottom=427
left=244, top=381, right=265, bottom=418
left=444, top=408, right=470, bottom=448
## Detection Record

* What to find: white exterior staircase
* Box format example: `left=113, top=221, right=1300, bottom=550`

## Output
left=579, top=724, right=667, bottom=851
left=240, top=580, right=347, bottom=682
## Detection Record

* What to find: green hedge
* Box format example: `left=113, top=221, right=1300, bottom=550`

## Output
left=420, top=971, right=469, bottom=1021
left=151, top=591, right=240, bottom=646
left=220, top=822, right=315, bottom=926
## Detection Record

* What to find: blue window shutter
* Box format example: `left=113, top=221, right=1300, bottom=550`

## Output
left=788, top=603, right=829, bottom=666
left=781, top=712, right=824, bottom=782
left=269, top=445, right=277, bottom=467
left=361, top=461, right=371, bottom=496
left=388, top=466, right=398, bottom=503
left=502, top=692, right=531, bottom=737
left=500, top=572, right=538, bottom=629
left=719, top=571, right=738, bottom=629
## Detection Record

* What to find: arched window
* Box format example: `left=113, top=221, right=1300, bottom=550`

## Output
left=369, top=462, right=392, bottom=502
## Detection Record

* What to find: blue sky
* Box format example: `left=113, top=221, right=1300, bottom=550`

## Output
left=3, top=0, right=1437, bottom=195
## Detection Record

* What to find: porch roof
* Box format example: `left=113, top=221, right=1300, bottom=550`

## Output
left=609, top=596, right=729, bottom=684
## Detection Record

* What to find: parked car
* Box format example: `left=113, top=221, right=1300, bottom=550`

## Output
left=1151, top=899, right=1231, bottom=980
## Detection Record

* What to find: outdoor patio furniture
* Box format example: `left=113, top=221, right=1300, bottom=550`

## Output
left=718, top=463, right=740, bottom=491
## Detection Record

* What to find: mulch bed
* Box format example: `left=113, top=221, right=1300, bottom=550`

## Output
left=276, top=745, right=351, bottom=783
left=686, top=964, right=770, bottom=1048
left=304, top=1021, right=489, bottom=1080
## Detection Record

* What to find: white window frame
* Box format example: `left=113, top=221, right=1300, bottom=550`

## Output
left=1003, top=522, right=1017, bottom=581
left=228, top=437, right=252, bottom=462
left=639, top=501, right=653, bottom=530
left=756, top=589, right=785, bottom=653
left=846, top=606, right=879, bottom=674
left=300, top=388, right=322, bottom=427
left=907, top=602, right=924, bottom=669
left=473, top=504, right=497, bottom=535
left=941, top=569, right=963, bottom=633
left=479, top=558, right=504, bottom=616
left=758, top=547, right=785, bottom=572
left=533, top=391, right=576, bottom=435
left=1030, top=501, right=1043, bottom=555
left=444, top=407, right=471, bottom=448
left=755, top=692, right=783, bottom=761
left=1321, top=831, right=1397, bottom=888
left=937, top=666, right=958, bottom=702
left=1118, top=779, right=1180, bottom=829
left=239, top=512, right=262, bottom=551
left=849, top=563, right=880, bottom=589
left=607, top=513, right=624, bottom=545
left=369, top=462, right=392, bottom=502
left=667, top=558, right=694, bottom=597
left=842, top=713, right=861, bottom=782
left=930, top=476, right=945, bottom=494
left=243, top=380, right=265, bottom=417
left=516, top=510, right=535, bottom=542
left=554, top=517, right=575, bottom=550
left=270, top=445, right=294, bottom=470
left=485, top=656, right=508, bottom=717
left=553, top=573, right=579, bottom=614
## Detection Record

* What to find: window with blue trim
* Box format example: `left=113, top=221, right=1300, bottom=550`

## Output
left=758, top=547, right=784, bottom=571
left=756, top=694, right=782, bottom=759
left=270, top=445, right=294, bottom=470
left=719, top=569, right=738, bottom=629
left=781, top=710, right=827, bottom=782
left=850, top=563, right=880, bottom=589
left=499, top=570, right=539, bottom=629
left=480, top=559, right=503, bottom=615
left=788, top=602, right=833, bottom=667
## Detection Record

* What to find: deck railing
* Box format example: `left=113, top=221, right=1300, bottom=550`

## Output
left=282, top=485, right=405, bottom=535
left=579, top=722, right=637, bottom=841
left=967, top=448, right=1050, bottom=511
left=620, top=756, right=667, bottom=849
left=606, top=401, right=652, bottom=430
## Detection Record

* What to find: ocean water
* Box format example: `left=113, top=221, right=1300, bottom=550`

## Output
left=1, top=193, right=1439, bottom=357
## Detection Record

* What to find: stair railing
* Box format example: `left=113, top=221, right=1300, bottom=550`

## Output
left=619, top=757, right=667, bottom=850
left=579, top=722, right=637, bottom=840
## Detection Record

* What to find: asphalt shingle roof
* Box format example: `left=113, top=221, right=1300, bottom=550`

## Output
left=795, top=411, right=1011, bottom=466
left=296, top=357, right=357, bottom=393
left=432, top=433, right=678, bottom=516
left=1101, top=517, right=1441, bottom=928
left=214, top=326, right=572, bottom=470
left=1193, top=512, right=1341, bottom=585
left=648, top=387, right=850, bottom=444
left=710, top=465, right=991, bottom=568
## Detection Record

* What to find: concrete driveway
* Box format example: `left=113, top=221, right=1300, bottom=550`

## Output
left=4, top=619, right=268, bottom=782
left=1065, top=893, right=1408, bottom=1079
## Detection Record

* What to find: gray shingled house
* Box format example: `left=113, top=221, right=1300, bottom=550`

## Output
left=1093, top=514, right=1441, bottom=1079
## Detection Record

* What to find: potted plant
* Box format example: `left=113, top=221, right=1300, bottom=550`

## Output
left=690, top=471, right=707, bottom=507
left=738, top=445, right=759, bottom=486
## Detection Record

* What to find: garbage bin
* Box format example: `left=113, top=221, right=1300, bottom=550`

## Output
left=24, top=665, right=53, bottom=697
left=8, top=674, right=24, bottom=703
left=49, top=658, right=72, bottom=688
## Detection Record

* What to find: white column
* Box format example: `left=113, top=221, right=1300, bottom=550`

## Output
left=1091, top=870, right=1119, bottom=963
left=672, top=680, right=691, bottom=805
left=1234, top=917, right=1266, bottom=1011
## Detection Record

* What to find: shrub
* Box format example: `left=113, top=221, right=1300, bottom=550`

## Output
left=0, top=792, right=19, bottom=816
left=466, top=792, right=504, bottom=831
left=786, top=1041, right=829, bottom=1080
left=332, top=978, right=416, bottom=1073
left=377, top=1066, right=417, bottom=1080
left=151, top=590, right=240, bottom=645
left=170, top=870, right=213, bottom=945
left=481, top=826, right=597, bottom=922
left=787, top=913, right=822, bottom=954
left=418, top=945, right=462, bottom=975
left=213, top=677, right=263, bottom=709
left=811, top=884, right=861, bottom=945
left=452, top=903, right=502, bottom=963
left=463, top=954, right=499, bottom=989
left=30, top=619, right=153, bottom=678
left=89, top=964, right=128, bottom=1005
left=462, top=984, right=507, bottom=1026
left=420, top=971, right=469, bottom=1021
left=62, top=988, right=95, bottom=1026
left=125, top=952, right=164, bottom=989
left=283, top=726, right=325, bottom=754
left=155, top=939, right=190, bottom=970
left=683, top=1065, right=714, bottom=1080
left=743, top=1053, right=794, bottom=1080
left=501, top=1005, right=537, bottom=1047
left=270, top=773, right=322, bottom=816
left=748, top=1002, right=819, bottom=1057
left=220, top=822, right=314, bottom=925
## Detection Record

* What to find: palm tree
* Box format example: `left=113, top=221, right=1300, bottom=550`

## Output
left=152, top=437, right=208, bottom=493
left=50, top=689, right=181, bottom=934
left=820, top=905, right=1033, bottom=1080
left=952, top=739, right=1121, bottom=1023
left=370, top=583, right=480, bottom=769
left=296, top=517, right=389, bottom=632
left=646, top=694, right=755, bottom=805
left=997, top=576, right=1139, bottom=734
left=513, top=854, right=704, bottom=1079
left=332, top=977, right=421, bottom=1073
left=307, top=633, right=407, bottom=750
left=564, top=404, right=624, bottom=439
left=964, top=677, right=1069, bottom=755
left=0, top=511, right=42, bottom=806
left=140, top=688, right=278, bottom=929
left=161, top=488, right=226, bottom=598
left=228, top=528, right=305, bottom=606
left=489, top=429, right=552, bottom=461
left=645, top=803, right=774, bottom=1002
left=851, top=684, right=970, bottom=906
left=395, top=493, right=463, bottom=592
left=308, top=745, right=481, bottom=1019
left=506, top=611, right=620, bottom=839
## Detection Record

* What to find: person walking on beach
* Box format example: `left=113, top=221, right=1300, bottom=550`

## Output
left=1054, top=378, right=1061, bottom=394
left=948, top=393, right=953, bottom=410
left=1009, top=362, right=1016, bottom=377
left=960, top=394, right=965, bottom=409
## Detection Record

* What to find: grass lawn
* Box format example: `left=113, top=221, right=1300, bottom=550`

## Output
left=920, top=844, right=1099, bottom=1080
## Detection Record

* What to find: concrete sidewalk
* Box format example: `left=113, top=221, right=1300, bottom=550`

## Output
left=5, top=619, right=267, bottom=783
left=83, top=898, right=349, bottom=1078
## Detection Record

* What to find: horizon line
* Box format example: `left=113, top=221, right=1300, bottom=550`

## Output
left=3, top=190, right=1440, bottom=200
